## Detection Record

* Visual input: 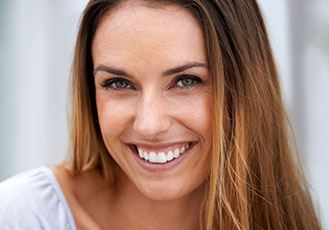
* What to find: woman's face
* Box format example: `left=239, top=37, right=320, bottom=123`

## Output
left=92, top=2, right=213, bottom=201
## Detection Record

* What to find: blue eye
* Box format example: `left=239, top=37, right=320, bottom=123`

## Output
left=101, top=78, right=133, bottom=90
left=175, top=75, right=202, bottom=88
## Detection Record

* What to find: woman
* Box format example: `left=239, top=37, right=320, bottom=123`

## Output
left=0, top=0, right=321, bottom=229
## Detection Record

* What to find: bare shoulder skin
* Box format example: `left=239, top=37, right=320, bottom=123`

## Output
left=52, top=166, right=105, bottom=229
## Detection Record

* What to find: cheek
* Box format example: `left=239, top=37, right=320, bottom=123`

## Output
left=169, top=93, right=212, bottom=134
left=96, top=95, right=135, bottom=139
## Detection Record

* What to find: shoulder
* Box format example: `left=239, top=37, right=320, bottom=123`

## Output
left=0, top=167, right=76, bottom=229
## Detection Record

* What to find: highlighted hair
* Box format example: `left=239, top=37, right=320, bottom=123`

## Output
left=68, top=0, right=321, bottom=229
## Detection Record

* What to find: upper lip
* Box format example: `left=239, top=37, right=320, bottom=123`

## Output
left=127, top=141, right=197, bottom=151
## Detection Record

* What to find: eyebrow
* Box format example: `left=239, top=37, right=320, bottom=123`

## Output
left=163, top=62, right=208, bottom=76
left=93, top=62, right=208, bottom=78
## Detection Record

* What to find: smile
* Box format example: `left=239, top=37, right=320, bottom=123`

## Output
left=128, top=142, right=197, bottom=164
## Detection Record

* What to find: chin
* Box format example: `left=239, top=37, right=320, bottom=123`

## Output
left=137, top=179, right=204, bottom=201
left=141, top=185, right=187, bottom=201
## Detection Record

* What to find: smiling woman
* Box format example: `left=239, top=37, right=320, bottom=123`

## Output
left=92, top=4, right=213, bottom=205
left=0, top=0, right=321, bottom=229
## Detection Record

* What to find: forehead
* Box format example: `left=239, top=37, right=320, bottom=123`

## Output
left=91, top=2, right=207, bottom=69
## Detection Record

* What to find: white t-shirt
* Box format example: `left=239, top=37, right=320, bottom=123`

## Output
left=0, top=167, right=76, bottom=229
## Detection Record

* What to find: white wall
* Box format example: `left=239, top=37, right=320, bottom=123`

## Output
left=259, top=0, right=329, bottom=227
left=0, top=0, right=88, bottom=177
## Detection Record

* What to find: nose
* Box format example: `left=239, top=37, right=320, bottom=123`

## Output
left=133, top=91, right=171, bottom=140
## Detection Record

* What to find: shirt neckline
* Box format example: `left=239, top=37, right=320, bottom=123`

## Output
left=42, top=166, right=77, bottom=229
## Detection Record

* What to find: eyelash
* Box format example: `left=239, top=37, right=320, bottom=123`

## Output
left=100, top=77, right=133, bottom=90
left=100, top=75, right=203, bottom=91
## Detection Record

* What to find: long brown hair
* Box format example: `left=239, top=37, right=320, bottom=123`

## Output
left=68, top=0, right=321, bottom=229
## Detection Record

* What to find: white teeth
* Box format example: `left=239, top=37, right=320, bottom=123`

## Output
left=138, top=148, right=143, bottom=158
left=180, top=146, right=185, bottom=153
left=158, top=152, right=167, bottom=163
left=143, top=151, right=149, bottom=161
left=136, top=142, right=192, bottom=163
left=166, top=150, right=174, bottom=161
left=173, top=149, right=180, bottom=158
left=149, top=152, right=157, bottom=163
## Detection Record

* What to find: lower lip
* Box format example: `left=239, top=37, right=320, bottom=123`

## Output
left=130, top=143, right=196, bottom=173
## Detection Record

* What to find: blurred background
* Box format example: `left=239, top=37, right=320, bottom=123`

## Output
left=0, top=0, right=328, bottom=228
